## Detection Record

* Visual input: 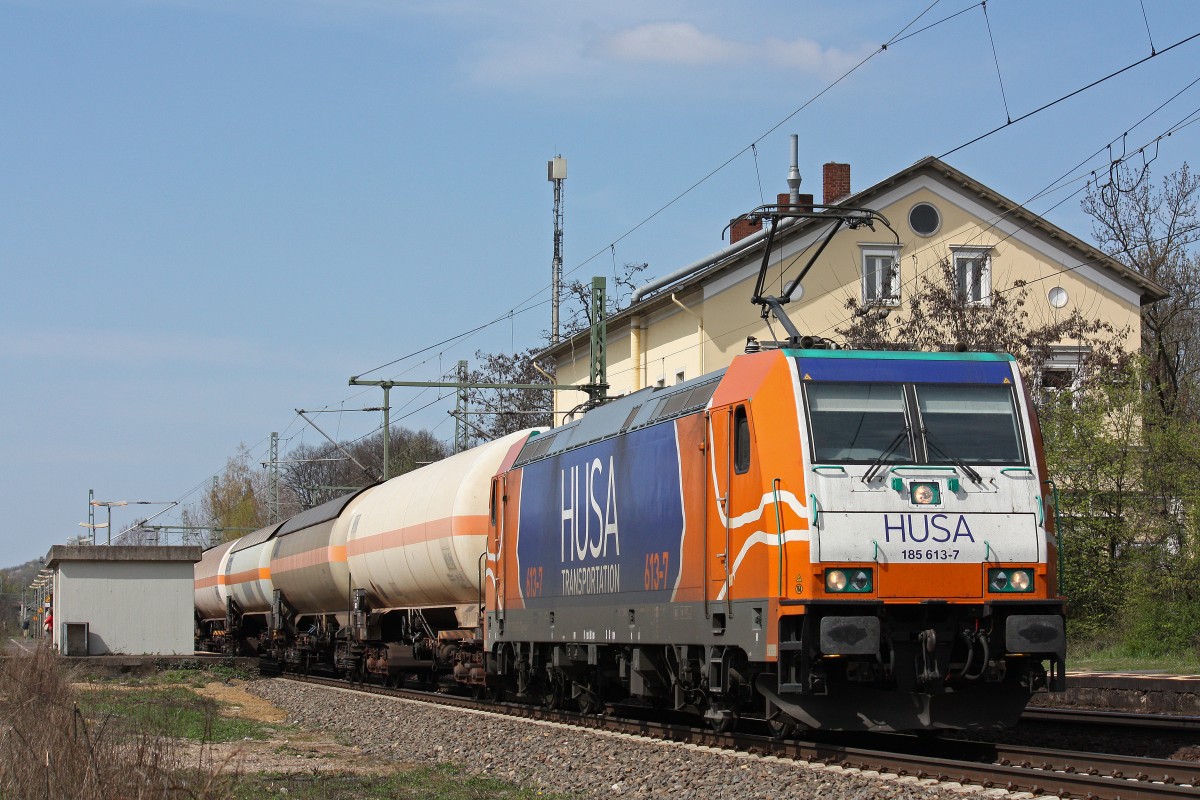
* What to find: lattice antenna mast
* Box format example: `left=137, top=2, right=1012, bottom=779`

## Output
left=267, top=431, right=280, bottom=523
left=548, top=155, right=567, bottom=343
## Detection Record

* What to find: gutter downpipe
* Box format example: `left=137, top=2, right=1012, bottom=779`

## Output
left=631, top=313, right=643, bottom=391
left=670, top=293, right=704, bottom=376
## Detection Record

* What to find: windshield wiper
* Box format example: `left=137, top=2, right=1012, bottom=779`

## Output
left=924, top=435, right=984, bottom=483
left=863, top=427, right=910, bottom=484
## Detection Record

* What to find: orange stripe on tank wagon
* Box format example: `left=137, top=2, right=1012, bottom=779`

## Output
left=346, top=515, right=487, bottom=557
left=225, top=567, right=271, bottom=585
left=272, top=545, right=349, bottom=574
left=194, top=574, right=220, bottom=589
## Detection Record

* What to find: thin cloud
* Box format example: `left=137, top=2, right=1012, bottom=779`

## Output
left=597, top=22, right=743, bottom=65
left=468, top=19, right=873, bottom=88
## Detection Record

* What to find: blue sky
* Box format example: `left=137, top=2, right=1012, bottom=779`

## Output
left=3, top=0, right=1199, bottom=564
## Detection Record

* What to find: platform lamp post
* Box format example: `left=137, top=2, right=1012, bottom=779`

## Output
left=77, top=520, right=107, bottom=545
left=89, top=499, right=178, bottom=545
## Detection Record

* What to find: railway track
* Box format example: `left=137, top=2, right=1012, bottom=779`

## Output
left=277, top=673, right=1199, bottom=799
left=1023, top=706, right=1200, bottom=735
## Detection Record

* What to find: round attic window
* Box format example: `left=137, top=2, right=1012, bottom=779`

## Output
left=908, top=202, right=941, bottom=237
left=1048, top=286, right=1069, bottom=309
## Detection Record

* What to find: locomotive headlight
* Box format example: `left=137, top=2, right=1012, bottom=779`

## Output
left=988, top=568, right=1034, bottom=593
left=825, top=569, right=847, bottom=592
left=825, top=568, right=873, bottom=593
left=910, top=482, right=940, bottom=505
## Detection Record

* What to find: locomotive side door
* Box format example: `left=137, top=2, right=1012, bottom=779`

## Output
left=707, top=402, right=758, bottom=616
left=488, top=475, right=505, bottom=623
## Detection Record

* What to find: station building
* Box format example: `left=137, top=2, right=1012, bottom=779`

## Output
left=44, top=544, right=202, bottom=656
left=545, top=156, right=1166, bottom=408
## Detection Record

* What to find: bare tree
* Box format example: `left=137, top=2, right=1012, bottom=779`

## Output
left=465, top=348, right=555, bottom=446
left=1082, top=162, right=1200, bottom=416
left=281, top=426, right=449, bottom=511
left=464, top=262, right=650, bottom=446
left=562, top=262, right=648, bottom=337
left=180, top=444, right=268, bottom=540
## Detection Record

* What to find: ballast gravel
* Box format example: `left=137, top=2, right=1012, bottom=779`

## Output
left=247, top=679, right=1025, bottom=800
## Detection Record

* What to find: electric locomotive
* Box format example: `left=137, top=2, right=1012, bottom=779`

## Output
left=484, top=344, right=1064, bottom=732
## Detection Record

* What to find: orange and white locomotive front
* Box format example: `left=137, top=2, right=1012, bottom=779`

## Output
left=765, top=349, right=1065, bottom=731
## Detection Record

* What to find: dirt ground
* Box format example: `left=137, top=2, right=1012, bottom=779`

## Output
left=186, top=679, right=396, bottom=776
left=79, top=678, right=392, bottom=776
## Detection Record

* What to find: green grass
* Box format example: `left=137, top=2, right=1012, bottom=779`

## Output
left=78, top=685, right=274, bottom=742
left=1069, top=643, right=1200, bottom=674
left=227, top=764, right=573, bottom=799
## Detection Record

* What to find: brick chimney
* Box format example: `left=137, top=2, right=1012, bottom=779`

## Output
left=729, top=215, right=762, bottom=244
left=823, top=162, right=851, bottom=205
left=776, top=192, right=815, bottom=213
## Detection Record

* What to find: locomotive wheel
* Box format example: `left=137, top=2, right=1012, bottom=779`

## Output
left=764, top=700, right=797, bottom=740
left=576, top=685, right=599, bottom=715
left=765, top=714, right=797, bottom=740
left=542, top=672, right=565, bottom=709
left=707, top=702, right=739, bottom=734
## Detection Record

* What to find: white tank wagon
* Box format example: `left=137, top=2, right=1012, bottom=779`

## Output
left=193, top=539, right=235, bottom=622
left=235, top=428, right=540, bottom=678
left=270, top=488, right=374, bottom=616
left=193, top=539, right=236, bottom=652
left=344, top=429, right=537, bottom=614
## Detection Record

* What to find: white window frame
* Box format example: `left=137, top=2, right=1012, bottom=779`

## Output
left=951, top=246, right=992, bottom=305
left=1037, top=345, right=1091, bottom=406
left=860, top=245, right=900, bottom=306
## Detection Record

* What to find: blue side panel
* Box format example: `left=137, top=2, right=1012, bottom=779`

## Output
left=795, top=356, right=1016, bottom=384
left=515, top=421, right=684, bottom=608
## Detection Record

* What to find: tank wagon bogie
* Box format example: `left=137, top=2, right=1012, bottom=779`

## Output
left=196, top=347, right=1065, bottom=732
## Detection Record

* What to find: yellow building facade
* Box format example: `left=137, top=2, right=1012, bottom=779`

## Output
left=547, top=157, right=1165, bottom=413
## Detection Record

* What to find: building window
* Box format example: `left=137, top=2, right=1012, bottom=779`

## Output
left=1038, top=345, right=1091, bottom=406
left=861, top=246, right=900, bottom=306
left=952, top=247, right=991, bottom=305
left=908, top=202, right=941, bottom=237
left=675, top=370, right=686, bottom=385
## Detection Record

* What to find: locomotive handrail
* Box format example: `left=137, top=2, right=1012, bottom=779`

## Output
left=1000, top=467, right=1034, bottom=476
left=888, top=465, right=958, bottom=474
left=1034, top=496, right=1044, bottom=528
left=810, top=465, right=847, bottom=474
left=772, top=478, right=785, bottom=597
left=808, top=493, right=820, bottom=526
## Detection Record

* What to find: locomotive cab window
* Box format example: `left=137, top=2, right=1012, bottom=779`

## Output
left=805, top=383, right=911, bottom=463
left=914, top=384, right=1025, bottom=464
left=734, top=406, right=751, bottom=474
left=804, top=381, right=1026, bottom=466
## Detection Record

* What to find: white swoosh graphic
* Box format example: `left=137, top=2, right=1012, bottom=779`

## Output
left=716, top=528, right=810, bottom=601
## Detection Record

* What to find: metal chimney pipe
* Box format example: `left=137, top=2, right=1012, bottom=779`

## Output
left=787, top=134, right=802, bottom=206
